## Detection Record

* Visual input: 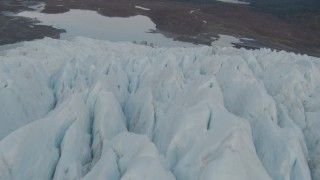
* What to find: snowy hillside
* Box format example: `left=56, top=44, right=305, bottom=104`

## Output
left=0, top=37, right=319, bottom=180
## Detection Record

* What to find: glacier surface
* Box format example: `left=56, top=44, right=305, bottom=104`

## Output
left=0, top=37, right=319, bottom=180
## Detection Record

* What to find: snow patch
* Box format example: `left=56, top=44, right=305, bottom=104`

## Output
left=135, top=5, right=151, bottom=11
left=216, top=0, right=249, bottom=4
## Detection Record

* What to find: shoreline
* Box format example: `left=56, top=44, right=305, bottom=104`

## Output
left=0, top=0, right=319, bottom=57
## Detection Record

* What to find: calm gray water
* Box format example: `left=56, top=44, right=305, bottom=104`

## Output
left=0, top=42, right=23, bottom=52
left=16, top=9, right=197, bottom=47
left=1, top=8, right=252, bottom=52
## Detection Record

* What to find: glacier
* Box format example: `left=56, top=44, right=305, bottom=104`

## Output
left=0, top=37, right=319, bottom=180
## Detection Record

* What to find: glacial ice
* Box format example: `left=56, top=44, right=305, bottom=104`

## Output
left=0, top=37, right=319, bottom=180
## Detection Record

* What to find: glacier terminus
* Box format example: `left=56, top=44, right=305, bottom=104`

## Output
left=0, top=37, right=320, bottom=180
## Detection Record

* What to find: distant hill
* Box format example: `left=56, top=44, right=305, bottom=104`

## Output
left=248, top=0, right=320, bottom=18
left=169, top=0, right=320, bottom=17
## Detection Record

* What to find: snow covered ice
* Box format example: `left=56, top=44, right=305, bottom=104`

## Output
left=0, top=37, right=320, bottom=180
